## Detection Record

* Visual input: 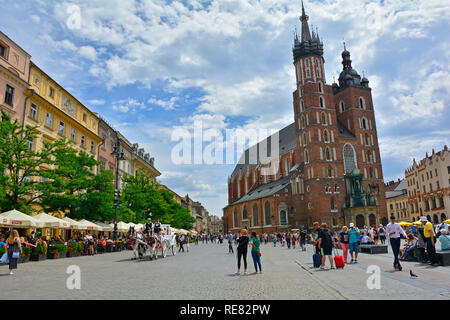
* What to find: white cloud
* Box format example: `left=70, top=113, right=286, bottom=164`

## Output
left=148, top=97, right=178, bottom=110
left=79, top=46, right=98, bottom=61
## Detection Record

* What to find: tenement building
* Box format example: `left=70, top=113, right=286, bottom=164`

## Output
left=405, top=146, right=449, bottom=224
left=223, top=4, right=387, bottom=233
left=385, top=179, right=410, bottom=222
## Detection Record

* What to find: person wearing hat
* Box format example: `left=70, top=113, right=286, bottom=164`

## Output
left=386, top=216, right=407, bottom=271
left=348, top=223, right=360, bottom=264
left=420, top=216, right=439, bottom=266
left=144, top=218, right=153, bottom=236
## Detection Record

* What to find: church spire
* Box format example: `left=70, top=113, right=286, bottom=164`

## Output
left=300, top=0, right=312, bottom=42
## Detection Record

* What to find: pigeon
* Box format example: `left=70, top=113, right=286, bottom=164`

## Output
left=410, top=270, right=418, bottom=278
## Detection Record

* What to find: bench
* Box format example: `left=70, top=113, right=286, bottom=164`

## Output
left=359, top=244, right=388, bottom=254
left=436, top=251, right=450, bottom=266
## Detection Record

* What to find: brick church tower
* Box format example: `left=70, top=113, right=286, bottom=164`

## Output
left=292, top=1, right=387, bottom=228
left=223, top=2, right=387, bottom=233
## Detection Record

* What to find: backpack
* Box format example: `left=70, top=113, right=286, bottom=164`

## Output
left=322, top=230, right=333, bottom=247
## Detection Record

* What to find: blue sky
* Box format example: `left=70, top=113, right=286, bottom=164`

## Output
left=1, top=0, right=449, bottom=217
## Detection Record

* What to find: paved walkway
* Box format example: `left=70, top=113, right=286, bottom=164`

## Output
left=0, top=242, right=448, bottom=300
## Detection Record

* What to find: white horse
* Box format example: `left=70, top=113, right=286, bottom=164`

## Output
left=160, top=233, right=178, bottom=257
left=131, top=232, right=158, bottom=261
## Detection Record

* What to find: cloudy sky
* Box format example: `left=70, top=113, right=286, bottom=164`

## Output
left=1, top=0, right=449, bottom=217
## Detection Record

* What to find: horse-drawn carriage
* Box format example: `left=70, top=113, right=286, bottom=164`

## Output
left=126, top=224, right=178, bottom=261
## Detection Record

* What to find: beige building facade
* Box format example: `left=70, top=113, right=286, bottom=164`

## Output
left=405, top=146, right=449, bottom=223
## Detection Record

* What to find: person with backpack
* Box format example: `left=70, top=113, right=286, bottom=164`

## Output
left=378, top=225, right=386, bottom=244
left=317, top=223, right=336, bottom=270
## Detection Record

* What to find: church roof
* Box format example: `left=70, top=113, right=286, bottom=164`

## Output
left=229, top=176, right=291, bottom=206
left=231, top=123, right=296, bottom=177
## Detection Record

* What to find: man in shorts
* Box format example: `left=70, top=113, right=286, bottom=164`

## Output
left=348, top=223, right=360, bottom=264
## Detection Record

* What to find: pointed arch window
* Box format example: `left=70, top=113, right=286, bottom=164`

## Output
left=321, top=112, right=327, bottom=125
left=300, top=100, right=305, bottom=112
left=305, top=59, right=311, bottom=78
left=319, top=96, right=325, bottom=108
left=233, top=209, right=238, bottom=228
left=304, top=150, right=309, bottom=164
left=331, top=197, right=336, bottom=210
left=343, top=144, right=357, bottom=173
left=252, top=204, right=259, bottom=226
left=323, top=129, right=329, bottom=143
left=264, top=201, right=271, bottom=225
left=280, top=210, right=287, bottom=225
left=300, top=115, right=305, bottom=129
left=325, top=147, right=331, bottom=161
left=339, top=101, right=345, bottom=113
left=359, top=97, right=366, bottom=109
left=365, top=134, right=370, bottom=145
left=242, top=205, right=248, bottom=220
left=362, top=117, right=367, bottom=130
left=316, top=59, right=322, bottom=78
left=303, top=133, right=307, bottom=146
left=318, top=81, right=323, bottom=93
left=328, top=166, right=333, bottom=178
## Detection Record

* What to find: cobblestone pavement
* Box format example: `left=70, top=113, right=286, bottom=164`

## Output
left=0, top=242, right=449, bottom=300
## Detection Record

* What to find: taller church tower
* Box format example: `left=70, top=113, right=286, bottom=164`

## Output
left=291, top=1, right=387, bottom=228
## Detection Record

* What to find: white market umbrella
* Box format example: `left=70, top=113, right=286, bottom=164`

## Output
left=78, top=219, right=102, bottom=231
left=0, top=209, right=42, bottom=228
left=33, top=213, right=70, bottom=229
left=63, top=217, right=87, bottom=230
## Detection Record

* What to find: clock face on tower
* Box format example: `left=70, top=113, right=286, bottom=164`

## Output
left=61, top=94, right=77, bottom=117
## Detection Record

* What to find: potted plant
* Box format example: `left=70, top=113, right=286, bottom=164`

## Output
left=67, top=242, right=83, bottom=257
left=19, top=245, right=32, bottom=263
left=47, top=244, right=67, bottom=259
left=30, top=242, right=47, bottom=261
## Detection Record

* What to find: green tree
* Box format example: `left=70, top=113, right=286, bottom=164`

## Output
left=76, top=169, right=115, bottom=222
left=39, top=140, right=98, bottom=217
left=0, top=111, right=62, bottom=213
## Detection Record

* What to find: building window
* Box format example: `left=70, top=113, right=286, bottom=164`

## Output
left=0, top=44, right=5, bottom=58
left=83, top=113, right=87, bottom=122
left=319, top=96, right=325, bottom=108
left=343, top=144, right=356, bottom=173
left=359, top=97, right=366, bottom=109
left=71, top=128, right=76, bottom=142
left=264, top=201, right=271, bottom=225
left=326, top=147, right=331, bottom=161
left=305, top=59, right=311, bottom=78
left=252, top=204, right=259, bottom=226
left=323, top=129, right=329, bottom=143
left=300, top=100, right=304, bottom=112
left=316, top=59, right=322, bottom=78
left=27, top=139, right=34, bottom=152
left=30, top=103, right=38, bottom=120
left=45, top=113, right=53, bottom=128
left=321, top=112, right=327, bottom=125
left=4, top=85, right=14, bottom=106
left=233, top=209, right=238, bottom=228
left=59, top=121, right=65, bottom=136
left=318, top=81, right=323, bottom=93
left=242, top=205, right=248, bottom=220
left=279, top=210, right=287, bottom=225
left=91, top=141, right=95, bottom=153
left=49, top=87, right=54, bottom=98
left=339, top=101, right=345, bottom=113
left=81, top=135, right=85, bottom=147
left=362, top=118, right=367, bottom=130
left=304, top=150, right=309, bottom=163
left=331, top=197, right=336, bottom=210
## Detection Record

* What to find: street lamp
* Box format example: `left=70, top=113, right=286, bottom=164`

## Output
left=112, top=137, right=126, bottom=241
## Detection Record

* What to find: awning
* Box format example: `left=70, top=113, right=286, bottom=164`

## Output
left=62, top=217, right=87, bottom=230
left=0, top=210, right=42, bottom=228
left=78, top=219, right=102, bottom=231
left=33, top=213, right=70, bottom=229
left=94, top=222, right=113, bottom=232
left=108, top=222, right=129, bottom=233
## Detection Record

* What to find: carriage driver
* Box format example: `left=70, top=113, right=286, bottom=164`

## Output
left=154, top=219, right=162, bottom=235
left=144, top=217, right=153, bottom=236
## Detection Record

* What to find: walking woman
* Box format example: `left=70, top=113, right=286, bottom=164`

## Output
left=236, top=229, right=249, bottom=275
left=250, top=232, right=262, bottom=274
left=5, top=230, right=22, bottom=275
left=338, top=226, right=350, bottom=264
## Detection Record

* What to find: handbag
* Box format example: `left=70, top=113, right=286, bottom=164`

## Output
left=256, top=251, right=261, bottom=257
left=12, top=251, right=20, bottom=259
left=0, top=253, right=9, bottom=264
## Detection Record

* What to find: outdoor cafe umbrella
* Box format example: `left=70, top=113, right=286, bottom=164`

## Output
left=94, top=222, right=113, bottom=232
left=0, top=209, right=41, bottom=228
left=33, top=213, right=70, bottom=229
left=63, top=217, right=87, bottom=230
left=108, top=221, right=129, bottom=233
left=78, top=219, right=102, bottom=231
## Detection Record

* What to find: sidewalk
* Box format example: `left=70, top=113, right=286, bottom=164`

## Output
left=279, top=243, right=450, bottom=300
